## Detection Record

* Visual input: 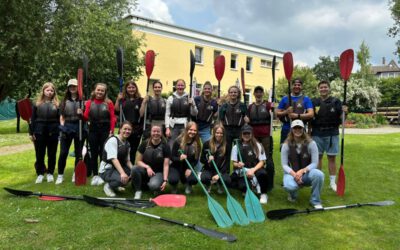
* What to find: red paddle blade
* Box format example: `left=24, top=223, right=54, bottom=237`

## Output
left=75, top=160, right=87, bottom=186
left=214, top=55, right=225, bottom=81
left=77, top=68, right=83, bottom=100
left=151, top=194, right=186, bottom=207
left=39, top=196, right=65, bottom=201
left=145, top=50, right=156, bottom=78
left=240, top=67, right=246, bottom=98
left=283, top=52, right=294, bottom=82
left=17, top=98, right=32, bottom=121
left=339, top=49, right=354, bottom=81
left=337, top=164, right=346, bottom=196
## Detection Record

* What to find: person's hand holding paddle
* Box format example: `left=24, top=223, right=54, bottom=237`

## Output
left=245, top=168, right=255, bottom=178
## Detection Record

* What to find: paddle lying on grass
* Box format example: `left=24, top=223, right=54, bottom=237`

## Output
left=178, top=150, right=233, bottom=228
left=266, top=200, right=395, bottom=220
left=83, top=195, right=237, bottom=242
left=234, top=139, right=265, bottom=223
left=3, top=187, right=185, bottom=208
left=337, top=49, right=354, bottom=197
left=207, top=149, right=249, bottom=226
left=142, top=50, right=156, bottom=132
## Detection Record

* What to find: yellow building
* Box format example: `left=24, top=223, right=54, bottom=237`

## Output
left=129, top=15, right=284, bottom=102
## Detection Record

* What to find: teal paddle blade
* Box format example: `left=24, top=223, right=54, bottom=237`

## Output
left=227, top=195, right=250, bottom=226
left=208, top=196, right=233, bottom=228
left=244, top=190, right=265, bottom=223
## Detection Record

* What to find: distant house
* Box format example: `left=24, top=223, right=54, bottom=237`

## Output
left=371, top=57, right=400, bottom=78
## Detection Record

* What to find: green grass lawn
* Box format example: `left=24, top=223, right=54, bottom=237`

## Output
left=0, top=119, right=30, bottom=147
left=0, top=129, right=399, bottom=249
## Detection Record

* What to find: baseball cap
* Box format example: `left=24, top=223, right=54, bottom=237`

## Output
left=241, top=124, right=253, bottom=133
left=67, top=79, right=78, bottom=86
left=291, top=119, right=304, bottom=128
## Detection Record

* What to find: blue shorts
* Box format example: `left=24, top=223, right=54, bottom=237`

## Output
left=312, top=135, right=339, bottom=156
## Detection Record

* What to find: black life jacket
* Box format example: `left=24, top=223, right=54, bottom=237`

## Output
left=122, top=98, right=142, bottom=124
left=223, top=102, right=245, bottom=127
left=312, top=97, right=341, bottom=129
left=280, top=96, right=305, bottom=123
left=203, top=142, right=226, bottom=172
left=89, top=101, right=110, bottom=123
left=148, top=96, right=166, bottom=121
left=142, top=140, right=167, bottom=172
left=102, top=136, right=130, bottom=166
left=181, top=140, right=199, bottom=167
left=196, top=96, right=215, bottom=123
left=35, top=102, right=58, bottom=122
left=288, top=143, right=311, bottom=172
left=249, top=102, right=271, bottom=125
left=170, top=95, right=190, bottom=118
left=62, top=99, right=80, bottom=122
left=238, top=143, right=260, bottom=168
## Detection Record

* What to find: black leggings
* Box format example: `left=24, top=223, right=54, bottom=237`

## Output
left=57, top=132, right=80, bottom=175
left=34, top=133, right=58, bottom=175
left=88, top=128, right=109, bottom=176
left=168, top=167, right=198, bottom=186
left=230, top=167, right=271, bottom=193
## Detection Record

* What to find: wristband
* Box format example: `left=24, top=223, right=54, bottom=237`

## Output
left=163, top=179, right=168, bottom=183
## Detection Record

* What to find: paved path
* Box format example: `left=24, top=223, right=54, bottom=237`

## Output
left=345, top=125, right=400, bottom=134
left=0, top=143, right=34, bottom=156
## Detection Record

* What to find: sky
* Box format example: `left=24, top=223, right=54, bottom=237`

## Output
left=131, top=0, right=397, bottom=69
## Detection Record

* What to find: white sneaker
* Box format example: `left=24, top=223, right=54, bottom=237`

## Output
left=185, top=185, right=192, bottom=194
left=260, top=193, right=268, bottom=204
left=35, top=175, right=44, bottom=184
left=134, top=191, right=142, bottom=199
left=117, top=187, right=126, bottom=192
left=103, top=183, right=116, bottom=197
left=55, top=175, right=63, bottom=185
left=90, top=176, right=97, bottom=186
left=96, top=176, right=104, bottom=185
left=330, top=182, right=337, bottom=192
left=313, top=204, right=323, bottom=209
left=46, top=174, right=54, bottom=183
left=71, top=173, right=75, bottom=183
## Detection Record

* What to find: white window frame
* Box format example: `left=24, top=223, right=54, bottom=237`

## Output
left=246, top=57, right=253, bottom=72
left=230, top=54, right=238, bottom=70
left=195, top=46, right=203, bottom=64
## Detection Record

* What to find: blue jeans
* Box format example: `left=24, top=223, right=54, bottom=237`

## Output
left=283, top=169, right=324, bottom=205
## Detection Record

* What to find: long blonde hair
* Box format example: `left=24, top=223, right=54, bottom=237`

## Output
left=36, top=82, right=59, bottom=106
left=122, top=80, right=141, bottom=99
left=178, top=121, right=201, bottom=159
left=90, top=83, right=111, bottom=103
left=228, top=85, right=241, bottom=102
left=285, top=128, right=312, bottom=146
left=209, top=123, right=226, bottom=155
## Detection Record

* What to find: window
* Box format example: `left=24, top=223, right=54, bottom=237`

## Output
left=246, top=57, right=253, bottom=71
left=230, top=54, right=237, bottom=69
left=214, top=50, right=221, bottom=61
left=261, top=59, right=270, bottom=68
left=195, top=46, right=203, bottom=64
left=244, top=88, right=251, bottom=103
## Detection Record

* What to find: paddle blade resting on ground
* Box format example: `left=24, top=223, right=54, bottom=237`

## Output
left=266, top=208, right=299, bottom=220
left=75, top=160, right=87, bottom=186
left=337, top=164, right=346, bottom=196
left=145, top=50, right=156, bottom=78
left=17, top=98, right=32, bottom=121
left=207, top=196, right=234, bottom=228
left=226, top=196, right=250, bottom=226
left=339, top=49, right=354, bottom=81
left=244, top=190, right=265, bottom=223
left=151, top=194, right=186, bottom=208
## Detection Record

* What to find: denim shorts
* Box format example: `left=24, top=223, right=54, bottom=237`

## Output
left=312, top=135, right=339, bottom=156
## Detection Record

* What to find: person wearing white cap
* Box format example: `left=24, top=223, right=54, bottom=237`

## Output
left=56, top=78, right=81, bottom=184
left=281, top=119, right=324, bottom=209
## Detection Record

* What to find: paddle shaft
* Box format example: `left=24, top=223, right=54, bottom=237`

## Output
left=207, top=151, right=230, bottom=194
left=235, top=140, right=252, bottom=190
left=340, top=80, right=348, bottom=165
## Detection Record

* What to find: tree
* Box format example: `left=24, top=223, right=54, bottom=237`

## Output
left=378, top=76, right=400, bottom=106
left=0, top=0, right=142, bottom=101
left=275, top=65, right=318, bottom=101
left=355, top=40, right=372, bottom=80
left=312, top=56, right=341, bottom=82
left=388, top=0, right=400, bottom=57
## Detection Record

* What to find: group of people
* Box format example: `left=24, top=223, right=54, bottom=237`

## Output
left=28, top=76, right=345, bottom=208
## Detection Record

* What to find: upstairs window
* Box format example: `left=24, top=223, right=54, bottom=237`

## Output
left=195, top=46, right=203, bottom=64
left=230, top=54, right=238, bottom=69
left=246, top=57, right=253, bottom=71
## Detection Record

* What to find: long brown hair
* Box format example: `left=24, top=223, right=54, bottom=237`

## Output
left=36, top=82, right=59, bottom=106
left=177, top=121, right=201, bottom=159
left=209, top=123, right=226, bottom=155
left=90, top=83, right=111, bottom=103
left=284, top=128, right=312, bottom=146
left=122, top=80, right=141, bottom=99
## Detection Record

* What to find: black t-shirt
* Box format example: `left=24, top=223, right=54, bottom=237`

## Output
left=138, top=139, right=170, bottom=172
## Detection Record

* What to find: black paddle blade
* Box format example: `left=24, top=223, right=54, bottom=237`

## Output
left=194, top=225, right=237, bottom=242
left=116, top=200, right=155, bottom=208
left=190, top=49, right=195, bottom=77
left=365, top=201, right=395, bottom=206
left=4, top=187, right=33, bottom=197
left=266, top=208, right=298, bottom=220
left=83, top=195, right=115, bottom=208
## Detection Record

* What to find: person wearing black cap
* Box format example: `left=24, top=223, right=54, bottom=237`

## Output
left=276, top=78, right=314, bottom=146
left=281, top=119, right=324, bottom=209
left=230, top=124, right=270, bottom=204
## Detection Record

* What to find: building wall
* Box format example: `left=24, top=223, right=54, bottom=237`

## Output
left=131, top=17, right=284, bottom=101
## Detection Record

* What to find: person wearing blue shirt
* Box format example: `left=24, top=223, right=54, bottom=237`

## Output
left=276, top=78, right=314, bottom=146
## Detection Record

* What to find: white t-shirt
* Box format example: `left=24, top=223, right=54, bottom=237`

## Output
left=99, top=136, right=130, bottom=173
